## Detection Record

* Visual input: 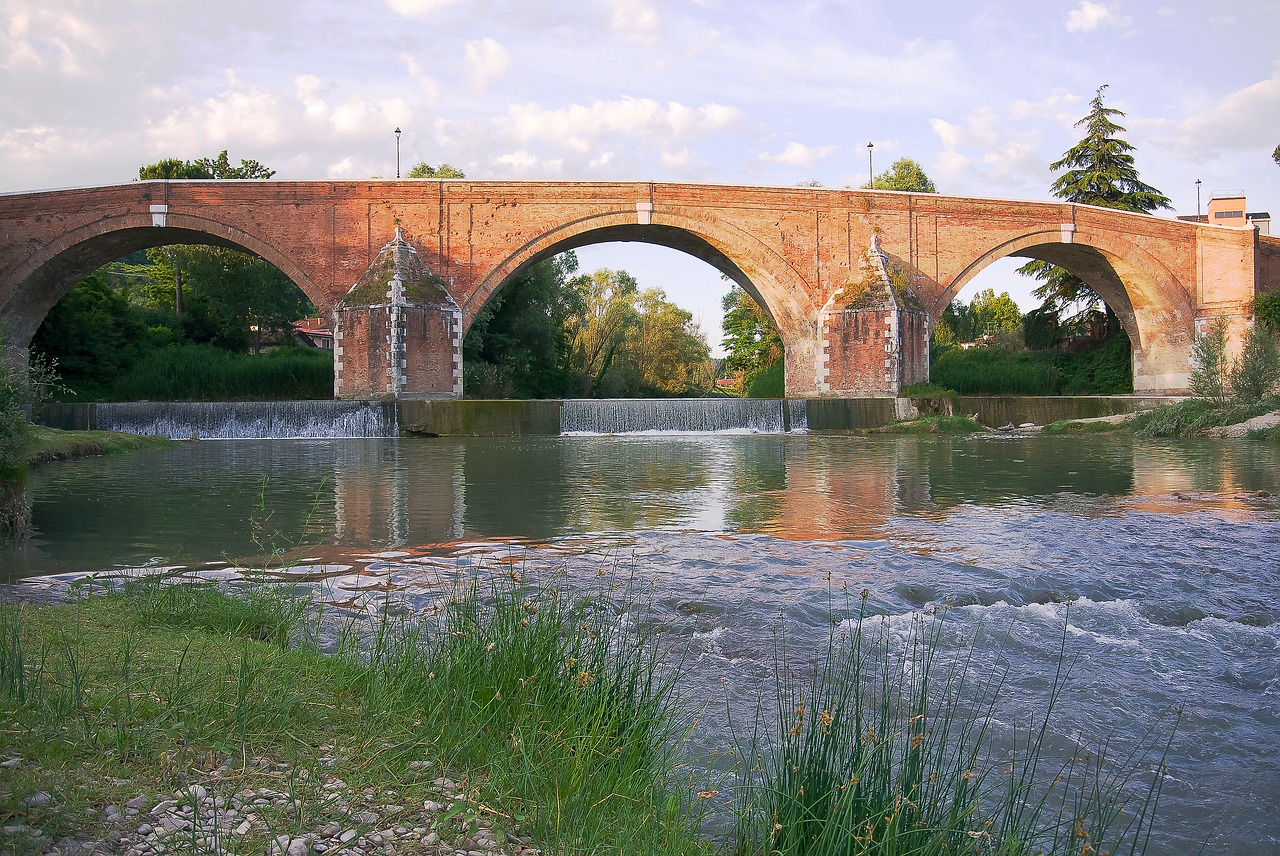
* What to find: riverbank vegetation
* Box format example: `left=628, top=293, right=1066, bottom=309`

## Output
left=464, top=254, right=716, bottom=399
left=1, top=573, right=1174, bottom=855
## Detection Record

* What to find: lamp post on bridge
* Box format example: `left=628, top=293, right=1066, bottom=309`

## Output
left=394, top=128, right=402, bottom=179
left=866, top=142, right=874, bottom=186
left=1195, top=178, right=1202, bottom=218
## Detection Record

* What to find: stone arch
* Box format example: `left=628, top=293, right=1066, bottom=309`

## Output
left=945, top=226, right=1195, bottom=392
left=0, top=212, right=316, bottom=349
left=466, top=208, right=813, bottom=341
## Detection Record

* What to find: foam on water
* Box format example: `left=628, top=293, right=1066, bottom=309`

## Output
left=94, top=400, right=398, bottom=439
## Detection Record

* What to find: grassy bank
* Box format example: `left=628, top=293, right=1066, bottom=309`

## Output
left=18, top=424, right=173, bottom=467
left=1043, top=396, right=1280, bottom=438
left=1, top=575, right=1175, bottom=856
left=0, top=575, right=710, bottom=856
left=872, top=415, right=984, bottom=435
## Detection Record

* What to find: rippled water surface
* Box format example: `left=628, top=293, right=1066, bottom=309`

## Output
left=4, top=433, right=1279, bottom=853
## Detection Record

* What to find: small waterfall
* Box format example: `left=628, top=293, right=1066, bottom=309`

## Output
left=787, top=399, right=809, bottom=433
left=560, top=399, right=806, bottom=434
left=94, top=401, right=397, bottom=439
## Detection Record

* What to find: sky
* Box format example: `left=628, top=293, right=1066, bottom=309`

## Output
left=3, top=1, right=1278, bottom=354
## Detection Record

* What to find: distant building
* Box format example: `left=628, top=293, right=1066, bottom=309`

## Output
left=294, top=317, right=333, bottom=350
left=1178, top=190, right=1271, bottom=235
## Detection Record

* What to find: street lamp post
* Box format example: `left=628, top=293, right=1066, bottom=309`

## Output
left=867, top=142, right=874, bottom=185
left=1195, top=178, right=1202, bottom=218
left=395, top=128, right=401, bottom=179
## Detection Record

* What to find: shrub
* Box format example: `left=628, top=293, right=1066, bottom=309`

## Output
left=1189, top=317, right=1230, bottom=407
left=1254, top=292, right=1280, bottom=330
left=747, top=358, right=785, bottom=398
left=1229, top=322, right=1280, bottom=402
left=107, top=344, right=333, bottom=401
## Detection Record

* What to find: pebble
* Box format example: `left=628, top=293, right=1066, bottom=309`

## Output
left=20, top=760, right=542, bottom=856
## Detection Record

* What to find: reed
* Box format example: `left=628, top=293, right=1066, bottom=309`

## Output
left=105, top=344, right=333, bottom=401
left=732, top=595, right=1174, bottom=856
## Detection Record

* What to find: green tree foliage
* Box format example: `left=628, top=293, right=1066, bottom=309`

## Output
left=407, top=162, right=466, bottom=178
left=464, top=253, right=580, bottom=398
left=141, top=246, right=313, bottom=353
left=721, top=285, right=783, bottom=392
left=864, top=157, right=938, bottom=193
left=932, top=290, right=1021, bottom=345
left=1022, top=306, right=1061, bottom=350
left=1189, top=317, right=1230, bottom=408
left=463, top=256, right=712, bottom=398
left=970, top=288, right=1022, bottom=336
left=1254, top=292, right=1280, bottom=329
left=1019, top=86, right=1171, bottom=314
left=564, top=268, right=641, bottom=394
left=1272, top=143, right=1279, bottom=167
left=618, top=288, right=713, bottom=395
left=137, top=158, right=213, bottom=180
left=31, top=272, right=175, bottom=395
left=1229, top=322, right=1280, bottom=403
left=138, top=150, right=274, bottom=180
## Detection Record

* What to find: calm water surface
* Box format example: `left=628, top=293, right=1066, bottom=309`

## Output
left=3, top=433, right=1278, bottom=853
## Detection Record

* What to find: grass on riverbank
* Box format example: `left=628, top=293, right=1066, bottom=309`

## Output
left=1127, top=396, right=1280, bottom=438
left=872, top=415, right=984, bottom=435
left=0, top=574, right=711, bottom=856
left=18, top=424, right=172, bottom=467
left=733, top=597, right=1174, bottom=856
left=2, top=576, right=1176, bottom=856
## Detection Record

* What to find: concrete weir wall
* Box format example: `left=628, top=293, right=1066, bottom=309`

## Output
left=31, top=396, right=1183, bottom=438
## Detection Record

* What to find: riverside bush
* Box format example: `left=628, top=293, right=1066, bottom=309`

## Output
left=107, top=343, right=333, bottom=401
left=931, top=333, right=1132, bottom=395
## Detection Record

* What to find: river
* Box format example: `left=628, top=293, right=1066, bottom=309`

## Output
left=2, top=432, right=1278, bottom=853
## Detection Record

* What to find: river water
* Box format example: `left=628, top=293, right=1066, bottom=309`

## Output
left=2, top=432, right=1278, bottom=853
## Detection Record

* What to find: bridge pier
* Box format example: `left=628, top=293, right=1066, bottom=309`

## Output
left=333, top=229, right=462, bottom=400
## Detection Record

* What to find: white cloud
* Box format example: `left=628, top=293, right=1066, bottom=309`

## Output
left=464, top=37, right=509, bottom=91
left=758, top=141, right=835, bottom=167
left=386, top=0, right=466, bottom=18
left=493, top=150, right=563, bottom=175
left=1065, top=1, right=1131, bottom=33
left=928, top=106, right=1051, bottom=197
left=501, top=97, right=742, bottom=146
left=1172, top=71, right=1280, bottom=156
left=605, top=0, right=660, bottom=39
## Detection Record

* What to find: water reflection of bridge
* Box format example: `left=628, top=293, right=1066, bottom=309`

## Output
left=329, top=436, right=1272, bottom=549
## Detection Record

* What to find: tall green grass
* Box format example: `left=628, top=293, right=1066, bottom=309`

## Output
left=1128, top=395, right=1280, bottom=437
left=933, top=335, right=1133, bottom=396
left=2, top=574, right=1175, bottom=856
left=733, top=596, right=1173, bottom=856
left=102, top=343, right=333, bottom=401
left=1, top=571, right=710, bottom=855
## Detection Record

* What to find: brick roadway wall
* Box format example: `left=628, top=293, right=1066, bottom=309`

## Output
left=0, top=180, right=1263, bottom=395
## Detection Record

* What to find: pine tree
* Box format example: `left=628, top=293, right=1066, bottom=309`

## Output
left=1020, top=86, right=1171, bottom=314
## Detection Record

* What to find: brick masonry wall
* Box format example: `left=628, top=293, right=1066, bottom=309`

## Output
left=0, top=180, right=1262, bottom=395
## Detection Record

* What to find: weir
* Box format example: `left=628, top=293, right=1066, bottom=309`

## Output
left=560, top=398, right=807, bottom=434
left=39, top=400, right=399, bottom=439
left=31, top=395, right=1180, bottom=438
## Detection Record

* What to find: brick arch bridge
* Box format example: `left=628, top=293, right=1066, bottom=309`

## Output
left=1, top=180, right=1275, bottom=397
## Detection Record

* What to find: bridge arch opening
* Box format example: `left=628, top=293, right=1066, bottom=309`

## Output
left=469, top=221, right=799, bottom=399
left=17, top=225, right=329, bottom=400
left=939, top=228, right=1194, bottom=394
